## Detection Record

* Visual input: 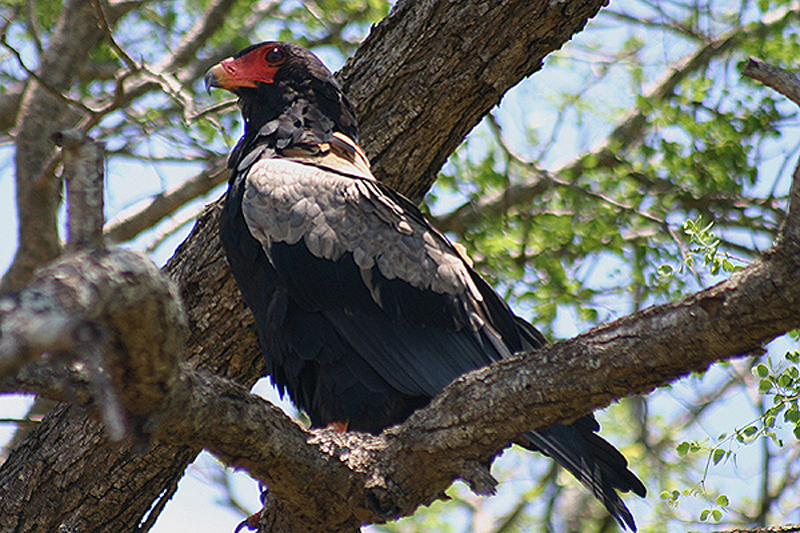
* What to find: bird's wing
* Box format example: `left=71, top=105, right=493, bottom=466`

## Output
left=240, top=146, right=528, bottom=397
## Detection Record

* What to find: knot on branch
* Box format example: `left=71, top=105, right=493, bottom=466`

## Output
left=1, top=248, right=187, bottom=440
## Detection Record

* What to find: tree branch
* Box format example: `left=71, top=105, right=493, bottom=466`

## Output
left=4, top=164, right=800, bottom=530
left=743, top=59, right=800, bottom=247
left=0, top=0, right=149, bottom=295
left=743, top=58, right=800, bottom=108
left=339, top=0, right=610, bottom=202
left=52, top=130, right=106, bottom=250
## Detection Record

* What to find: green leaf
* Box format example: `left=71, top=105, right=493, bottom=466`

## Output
left=742, top=426, right=758, bottom=438
left=753, top=363, right=770, bottom=378
left=677, top=441, right=690, bottom=456
left=712, top=448, right=726, bottom=465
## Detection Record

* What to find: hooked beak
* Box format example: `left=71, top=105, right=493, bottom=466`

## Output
left=204, top=63, right=229, bottom=94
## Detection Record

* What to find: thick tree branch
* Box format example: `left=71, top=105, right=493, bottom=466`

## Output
left=4, top=172, right=800, bottom=531
left=0, top=248, right=186, bottom=431
left=52, top=130, right=106, bottom=251
left=744, top=59, right=800, bottom=108
left=1, top=130, right=186, bottom=445
left=338, top=0, right=609, bottom=203
left=711, top=526, right=800, bottom=533
left=189, top=216, right=800, bottom=531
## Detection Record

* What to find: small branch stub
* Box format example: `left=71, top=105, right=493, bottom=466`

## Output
left=52, top=129, right=106, bottom=251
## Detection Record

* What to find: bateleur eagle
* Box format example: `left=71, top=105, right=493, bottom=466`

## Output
left=205, top=41, right=646, bottom=530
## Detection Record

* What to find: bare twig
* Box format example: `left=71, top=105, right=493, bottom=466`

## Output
left=92, top=0, right=139, bottom=72
left=0, top=33, right=97, bottom=118
left=191, top=98, right=238, bottom=121
left=158, top=0, right=240, bottom=72
left=104, top=157, right=228, bottom=243
left=23, top=0, right=44, bottom=54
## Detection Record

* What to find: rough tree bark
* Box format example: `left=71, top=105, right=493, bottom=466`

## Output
left=2, top=4, right=799, bottom=533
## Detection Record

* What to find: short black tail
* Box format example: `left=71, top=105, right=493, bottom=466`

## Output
left=520, top=415, right=646, bottom=531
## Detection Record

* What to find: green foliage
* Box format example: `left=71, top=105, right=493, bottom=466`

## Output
left=434, top=5, right=794, bottom=327
left=680, top=216, right=742, bottom=276
left=752, top=353, right=800, bottom=440
left=428, top=0, right=800, bottom=530
left=660, top=352, right=800, bottom=527
left=660, top=487, right=729, bottom=522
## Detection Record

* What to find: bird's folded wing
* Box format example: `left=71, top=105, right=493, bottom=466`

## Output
left=240, top=153, right=528, bottom=395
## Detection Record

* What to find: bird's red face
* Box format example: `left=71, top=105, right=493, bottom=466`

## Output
left=204, top=42, right=288, bottom=93
left=204, top=40, right=360, bottom=142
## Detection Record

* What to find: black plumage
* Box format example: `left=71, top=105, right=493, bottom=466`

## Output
left=205, top=41, right=646, bottom=530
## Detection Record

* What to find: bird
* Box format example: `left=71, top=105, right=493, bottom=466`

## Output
left=205, top=41, right=646, bottom=530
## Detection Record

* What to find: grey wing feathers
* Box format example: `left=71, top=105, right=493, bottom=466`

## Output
left=241, top=157, right=483, bottom=303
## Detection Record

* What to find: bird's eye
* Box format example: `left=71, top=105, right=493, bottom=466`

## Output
left=264, top=46, right=285, bottom=66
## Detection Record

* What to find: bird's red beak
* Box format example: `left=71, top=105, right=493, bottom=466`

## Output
left=204, top=55, right=278, bottom=93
